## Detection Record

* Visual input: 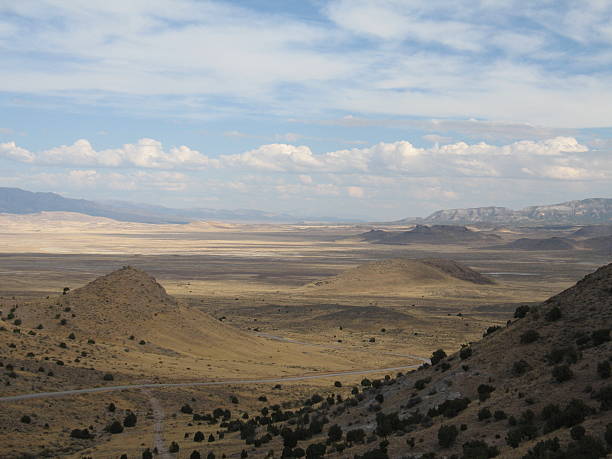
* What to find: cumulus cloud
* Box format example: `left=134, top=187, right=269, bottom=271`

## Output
left=1, top=136, right=606, bottom=182
left=0, top=139, right=214, bottom=169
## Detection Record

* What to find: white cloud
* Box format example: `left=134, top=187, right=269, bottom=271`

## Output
left=0, top=138, right=214, bottom=169
left=347, top=186, right=365, bottom=198
left=1, top=136, right=606, bottom=183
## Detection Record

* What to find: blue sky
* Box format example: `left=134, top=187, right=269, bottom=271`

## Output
left=1, top=0, right=611, bottom=219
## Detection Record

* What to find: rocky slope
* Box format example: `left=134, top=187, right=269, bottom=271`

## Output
left=273, top=263, right=612, bottom=458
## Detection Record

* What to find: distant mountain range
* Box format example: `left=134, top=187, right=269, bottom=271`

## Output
left=401, top=198, right=612, bottom=226
left=0, top=187, right=342, bottom=224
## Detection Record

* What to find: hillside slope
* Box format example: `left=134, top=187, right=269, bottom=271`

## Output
left=283, top=263, right=612, bottom=458
left=306, top=258, right=493, bottom=295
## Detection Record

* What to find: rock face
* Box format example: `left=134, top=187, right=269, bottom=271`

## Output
left=417, top=198, right=612, bottom=225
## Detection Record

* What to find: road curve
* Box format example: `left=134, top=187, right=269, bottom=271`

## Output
left=0, top=364, right=421, bottom=403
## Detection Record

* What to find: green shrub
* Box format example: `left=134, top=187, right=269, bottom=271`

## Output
left=462, top=440, right=499, bottom=458
left=520, top=330, right=540, bottom=344
left=478, top=407, right=492, bottom=421
left=106, top=420, right=124, bottom=434
left=552, top=365, right=573, bottom=383
left=430, top=349, right=447, bottom=366
left=477, top=384, right=495, bottom=401
left=514, top=305, right=530, bottom=319
left=460, top=347, right=472, bottom=360
left=597, top=360, right=611, bottom=379
left=592, top=329, right=610, bottom=346
left=544, top=306, right=562, bottom=322
left=437, top=424, right=458, bottom=448
left=512, top=360, right=531, bottom=376
left=123, top=412, right=137, bottom=427
left=168, top=441, right=179, bottom=453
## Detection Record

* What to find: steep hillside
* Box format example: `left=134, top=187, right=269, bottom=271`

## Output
left=572, top=224, right=612, bottom=238
left=275, top=263, right=612, bottom=458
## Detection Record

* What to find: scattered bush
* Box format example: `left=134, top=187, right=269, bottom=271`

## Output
left=478, top=408, right=492, bottom=421
left=414, top=377, right=431, bottom=390
left=483, top=325, right=501, bottom=337
left=462, top=440, right=499, bottom=458
left=123, top=411, right=137, bottom=427
left=328, top=424, right=343, bottom=442
left=552, top=364, right=573, bottom=383
left=168, top=441, right=179, bottom=453
left=70, top=428, right=94, bottom=439
left=181, top=404, right=193, bottom=414
left=520, top=330, right=540, bottom=344
left=477, top=384, right=495, bottom=401
left=20, top=415, right=31, bottom=424
left=597, top=360, right=611, bottom=379
left=592, top=329, right=610, bottom=346
left=570, top=425, right=585, bottom=441
left=512, top=359, right=531, bottom=376
left=105, top=420, right=124, bottom=434
left=460, top=347, right=472, bottom=360
left=102, top=373, right=114, bottom=381
left=514, top=305, right=530, bottom=319
left=430, top=349, right=447, bottom=366
left=544, top=306, right=562, bottom=322
left=438, top=424, right=458, bottom=448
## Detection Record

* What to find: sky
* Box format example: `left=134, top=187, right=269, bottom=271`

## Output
left=0, top=0, right=611, bottom=220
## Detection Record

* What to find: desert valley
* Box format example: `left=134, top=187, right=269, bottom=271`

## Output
left=0, top=196, right=611, bottom=458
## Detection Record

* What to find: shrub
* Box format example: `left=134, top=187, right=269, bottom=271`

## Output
left=361, top=378, right=371, bottom=387
left=545, top=346, right=579, bottom=366
left=191, top=452, right=201, bottom=459
left=430, top=349, right=447, bottom=366
left=552, top=364, right=573, bottom=383
left=430, top=398, right=471, bottom=418
left=597, top=360, right=611, bottom=379
left=523, top=438, right=560, bottom=458
left=565, top=435, right=607, bottom=458
left=305, top=442, right=326, bottom=458
left=592, top=329, right=610, bottom=346
left=605, top=423, right=612, bottom=446
left=181, top=404, right=193, bottom=414
left=168, top=441, right=179, bottom=453
left=20, top=415, right=31, bottom=424
left=107, top=402, right=116, bottom=412
left=328, top=424, right=342, bottom=442
left=142, top=449, right=153, bottom=459
left=106, top=420, right=124, bottom=434
left=414, top=377, right=431, bottom=390
left=462, top=440, right=499, bottom=458
left=512, top=360, right=531, bottom=376
left=478, top=408, right=492, bottom=421
left=346, top=428, right=365, bottom=444
left=123, top=412, right=137, bottom=427
left=494, top=410, right=506, bottom=421
left=484, top=325, right=501, bottom=337
left=595, top=385, right=612, bottom=410
left=514, top=305, right=530, bottom=319
left=194, top=431, right=204, bottom=442
left=520, top=330, right=540, bottom=344
left=477, top=384, right=495, bottom=401
left=544, top=306, right=562, bottom=322
left=102, top=373, right=114, bottom=381
left=438, top=424, right=458, bottom=448
left=334, top=381, right=342, bottom=387
left=570, top=425, right=585, bottom=441
left=70, top=428, right=93, bottom=439
left=460, top=347, right=472, bottom=360
left=68, top=332, right=76, bottom=340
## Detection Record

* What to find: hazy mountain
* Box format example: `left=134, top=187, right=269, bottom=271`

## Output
left=0, top=187, right=345, bottom=223
left=399, top=198, right=612, bottom=226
